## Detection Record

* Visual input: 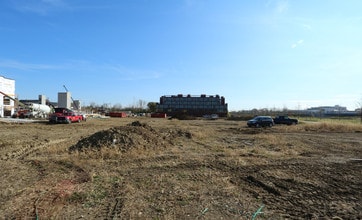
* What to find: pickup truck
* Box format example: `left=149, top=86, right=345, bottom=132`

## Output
left=49, top=108, right=83, bottom=124
left=273, top=116, right=298, bottom=125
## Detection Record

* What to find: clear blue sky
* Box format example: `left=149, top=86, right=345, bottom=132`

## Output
left=1, top=0, right=361, bottom=111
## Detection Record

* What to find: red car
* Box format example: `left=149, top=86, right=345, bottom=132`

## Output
left=49, top=108, right=83, bottom=124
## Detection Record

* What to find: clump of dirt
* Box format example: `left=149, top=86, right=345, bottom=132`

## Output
left=69, top=121, right=192, bottom=152
left=161, top=128, right=193, bottom=139
left=128, top=120, right=149, bottom=128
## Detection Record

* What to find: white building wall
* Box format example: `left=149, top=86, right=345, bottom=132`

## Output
left=0, top=76, right=16, bottom=117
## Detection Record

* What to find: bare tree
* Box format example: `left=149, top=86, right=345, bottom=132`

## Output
left=112, top=103, right=122, bottom=111
left=89, top=101, right=97, bottom=109
left=137, top=99, right=147, bottom=109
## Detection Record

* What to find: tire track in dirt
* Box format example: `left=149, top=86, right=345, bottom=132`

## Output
left=136, top=153, right=360, bottom=219
left=90, top=156, right=223, bottom=219
left=1, top=138, right=69, bottom=161
left=87, top=155, right=185, bottom=219
left=211, top=159, right=362, bottom=219
left=3, top=159, right=91, bottom=219
left=108, top=198, right=124, bottom=219
left=96, top=197, right=125, bottom=219
left=131, top=154, right=180, bottom=165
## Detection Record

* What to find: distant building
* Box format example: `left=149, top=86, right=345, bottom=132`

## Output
left=0, top=75, right=15, bottom=117
left=19, top=95, right=48, bottom=105
left=305, top=105, right=357, bottom=117
left=156, top=94, right=228, bottom=117
left=58, top=92, right=72, bottom=109
left=39, top=95, right=46, bottom=105
left=307, top=105, right=347, bottom=114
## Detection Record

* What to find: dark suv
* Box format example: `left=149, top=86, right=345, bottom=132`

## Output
left=247, top=116, right=274, bottom=127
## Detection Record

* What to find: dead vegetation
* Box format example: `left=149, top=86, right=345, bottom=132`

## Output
left=302, top=121, right=362, bottom=132
left=0, top=118, right=361, bottom=219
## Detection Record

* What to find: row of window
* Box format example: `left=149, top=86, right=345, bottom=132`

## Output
left=158, top=103, right=225, bottom=107
left=158, top=106, right=227, bottom=111
left=161, top=98, right=225, bottom=103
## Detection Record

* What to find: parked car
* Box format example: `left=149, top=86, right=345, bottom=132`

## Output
left=203, top=114, right=219, bottom=120
left=49, top=108, right=83, bottom=124
left=247, top=116, right=274, bottom=127
left=273, top=115, right=298, bottom=125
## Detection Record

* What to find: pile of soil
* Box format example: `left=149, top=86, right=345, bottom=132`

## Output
left=69, top=121, right=192, bottom=152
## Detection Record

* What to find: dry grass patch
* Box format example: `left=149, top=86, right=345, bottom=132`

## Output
left=1, top=117, right=361, bottom=219
left=271, top=120, right=362, bottom=133
left=250, top=133, right=301, bottom=158
left=302, top=122, right=362, bottom=132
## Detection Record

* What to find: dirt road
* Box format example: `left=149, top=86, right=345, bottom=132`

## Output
left=0, top=117, right=361, bottom=219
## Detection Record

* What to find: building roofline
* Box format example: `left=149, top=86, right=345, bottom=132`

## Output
left=0, top=75, right=15, bottom=81
left=161, top=94, right=223, bottom=98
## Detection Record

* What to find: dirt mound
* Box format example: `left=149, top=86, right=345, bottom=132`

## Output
left=69, top=121, right=191, bottom=152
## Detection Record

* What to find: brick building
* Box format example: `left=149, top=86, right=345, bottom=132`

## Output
left=156, top=94, right=228, bottom=117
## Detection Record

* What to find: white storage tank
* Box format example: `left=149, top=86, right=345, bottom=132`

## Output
left=28, top=103, right=51, bottom=114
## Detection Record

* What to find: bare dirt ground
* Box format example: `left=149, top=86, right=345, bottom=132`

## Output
left=0, top=117, right=361, bottom=219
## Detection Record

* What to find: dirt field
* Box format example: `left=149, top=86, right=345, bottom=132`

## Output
left=0, top=117, right=361, bottom=219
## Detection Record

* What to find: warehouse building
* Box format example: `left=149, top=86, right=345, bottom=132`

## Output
left=0, top=75, right=15, bottom=117
left=156, top=94, right=228, bottom=117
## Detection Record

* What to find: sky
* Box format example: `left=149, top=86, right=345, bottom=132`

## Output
left=1, top=0, right=361, bottom=111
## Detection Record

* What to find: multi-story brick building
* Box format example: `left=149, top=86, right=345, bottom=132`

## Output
left=156, top=94, right=228, bottom=117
